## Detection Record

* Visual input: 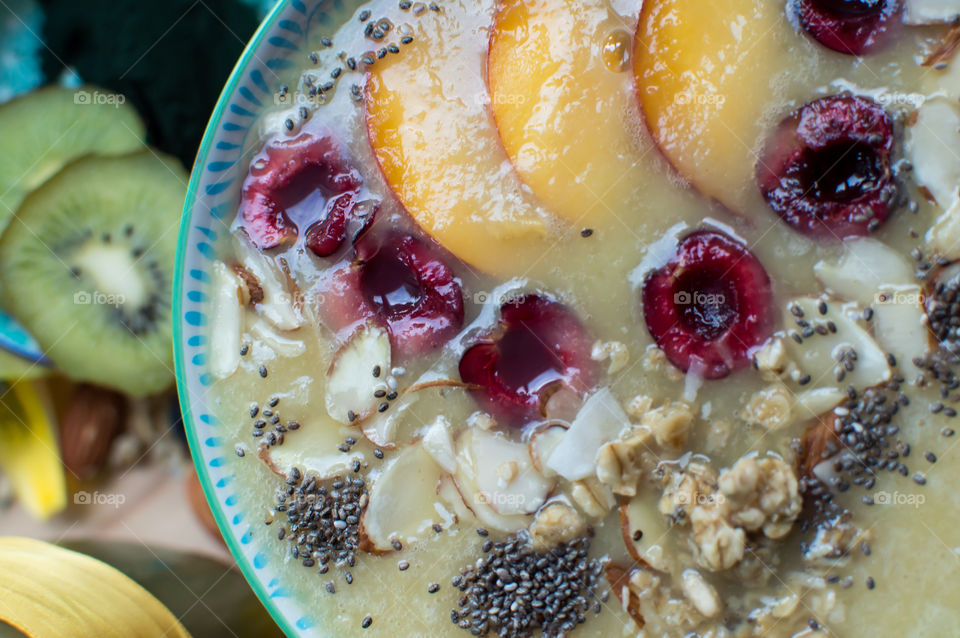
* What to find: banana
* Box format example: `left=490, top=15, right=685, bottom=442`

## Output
left=0, top=380, right=66, bottom=519
left=0, top=537, right=191, bottom=637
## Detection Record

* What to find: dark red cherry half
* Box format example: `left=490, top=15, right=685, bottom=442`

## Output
left=239, top=132, right=362, bottom=255
left=642, top=230, right=774, bottom=379
left=794, top=0, right=900, bottom=55
left=316, top=233, right=465, bottom=357
left=756, top=95, right=897, bottom=240
left=459, top=295, right=599, bottom=426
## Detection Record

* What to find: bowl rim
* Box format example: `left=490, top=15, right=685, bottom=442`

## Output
left=173, top=0, right=300, bottom=635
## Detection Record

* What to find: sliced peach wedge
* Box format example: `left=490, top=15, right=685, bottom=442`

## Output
left=365, top=6, right=558, bottom=276
left=487, top=0, right=648, bottom=225
left=633, top=0, right=801, bottom=217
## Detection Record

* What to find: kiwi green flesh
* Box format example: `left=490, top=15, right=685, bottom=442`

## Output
left=0, top=349, right=50, bottom=381
left=0, top=152, right=185, bottom=396
left=0, top=85, right=147, bottom=232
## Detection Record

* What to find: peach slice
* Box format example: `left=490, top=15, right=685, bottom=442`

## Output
left=365, top=6, right=558, bottom=276
left=487, top=0, right=647, bottom=226
left=633, top=0, right=797, bottom=215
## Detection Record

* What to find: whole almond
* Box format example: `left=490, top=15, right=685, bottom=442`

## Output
left=59, top=384, right=126, bottom=481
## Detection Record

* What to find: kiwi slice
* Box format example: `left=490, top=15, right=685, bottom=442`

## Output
left=0, top=85, right=146, bottom=231
left=0, top=350, right=48, bottom=381
left=0, top=152, right=185, bottom=396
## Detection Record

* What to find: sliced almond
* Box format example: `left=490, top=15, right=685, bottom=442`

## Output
left=360, top=393, right=415, bottom=450
left=793, top=386, right=847, bottom=421
left=528, top=422, right=568, bottom=477
left=907, top=96, right=960, bottom=208
left=233, top=234, right=303, bottom=330
left=359, top=443, right=450, bottom=553
left=460, top=427, right=553, bottom=516
left=814, top=238, right=914, bottom=307
left=259, top=418, right=363, bottom=481
left=873, top=285, right=931, bottom=380
left=546, top=388, right=630, bottom=482
left=325, top=324, right=391, bottom=425
left=926, top=195, right=960, bottom=261
left=209, top=262, right=244, bottom=379
left=905, top=0, right=960, bottom=25
left=604, top=563, right=644, bottom=629
left=799, top=413, right=842, bottom=479
left=619, top=490, right=672, bottom=573
left=422, top=415, right=457, bottom=473
left=782, top=297, right=890, bottom=391
left=249, top=319, right=306, bottom=358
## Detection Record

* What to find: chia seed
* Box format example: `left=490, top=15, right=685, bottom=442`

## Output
left=362, top=616, right=372, bottom=629
left=428, top=583, right=440, bottom=593
left=259, top=365, right=268, bottom=378
left=398, top=560, right=410, bottom=571
left=449, top=535, right=604, bottom=637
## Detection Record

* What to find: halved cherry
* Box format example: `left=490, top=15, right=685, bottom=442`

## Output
left=316, top=233, right=465, bottom=357
left=458, top=295, right=599, bottom=426
left=642, top=230, right=773, bottom=379
left=757, top=95, right=897, bottom=239
left=238, top=132, right=362, bottom=255
left=793, top=0, right=900, bottom=55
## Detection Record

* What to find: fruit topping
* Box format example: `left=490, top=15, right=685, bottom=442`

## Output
left=793, top=0, right=900, bottom=55
left=458, top=295, right=599, bottom=426
left=756, top=95, right=898, bottom=239
left=364, top=4, right=556, bottom=276
left=633, top=0, right=795, bottom=219
left=238, top=132, right=362, bottom=255
left=641, top=230, right=773, bottom=379
left=487, top=0, right=649, bottom=227
left=316, top=234, right=464, bottom=358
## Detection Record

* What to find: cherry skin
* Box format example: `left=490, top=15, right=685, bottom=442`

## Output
left=642, top=230, right=774, bottom=379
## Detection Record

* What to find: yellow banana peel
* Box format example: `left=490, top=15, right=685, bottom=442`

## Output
left=0, top=380, right=66, bottom=519
left=0, top=537, right=191, bottom=638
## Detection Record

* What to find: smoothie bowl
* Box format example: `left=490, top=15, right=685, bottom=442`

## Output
left=175, top=0, right=960, bottom=635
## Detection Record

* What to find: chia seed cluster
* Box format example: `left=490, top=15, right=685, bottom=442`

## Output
left=799, top=382, right=911, bottom=527
left=271, top=469, right=368, bottom=578
left=247, top=396, right=299, bottom=449
left=450, top=535, right=605, bottom=637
